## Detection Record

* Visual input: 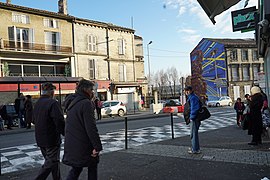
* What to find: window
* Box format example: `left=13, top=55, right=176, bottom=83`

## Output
left=244, top=85, right=251, bottom=95
left=231, top=65, right=239, bottom=81
left=253, top=50, right=258, bottom=61
left=12, top=13, right=30, bottom=24
left=43, top=18, right=59, bottom=28
left=8, top=64, right=22, bottom=76
left=118, top=39, right=126, bottom=55
left=45, top=31, right=60, bottom=51
left=241, top=50, right=248, bottom=61
left=119, top=64, right=126, bottom=82
left=230, top=50, right=237, bottom=61
left=88, top=35, right=97, bottom=52
left=23, top=65, right=39, bottom=76
left=41, top=66, right=54, bottom=76
left=8, top=26, right=34, bottom=50
left=89, top=59, right=95, bottom=79
left=253, top=65, right=259, bottom=80
left=242, top=65, right=250, bottom=81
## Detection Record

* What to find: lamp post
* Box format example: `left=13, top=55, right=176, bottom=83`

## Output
left=147, top=41, right=152, bottom=107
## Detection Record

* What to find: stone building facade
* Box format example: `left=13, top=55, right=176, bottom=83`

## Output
left=0, top=1, right=147, bottom=109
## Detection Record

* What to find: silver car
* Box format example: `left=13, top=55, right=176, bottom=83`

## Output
left=207, top=96, right=233, bottom=107
left=101, top=100, right=126, bottom=117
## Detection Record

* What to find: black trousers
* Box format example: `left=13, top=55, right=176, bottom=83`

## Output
left=35, top=145, right=61, bottom=180
left=96, top=108, right=101, bottom=120
left=66, top=164, right=98, bottom=180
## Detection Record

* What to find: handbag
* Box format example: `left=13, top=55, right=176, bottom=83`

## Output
left=196, top=105, right=211, bottom=121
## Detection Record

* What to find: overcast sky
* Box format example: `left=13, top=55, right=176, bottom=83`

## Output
left=2, top=0, right=258, bottom=76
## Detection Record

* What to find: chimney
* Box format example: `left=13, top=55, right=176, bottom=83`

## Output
left=58, top=0, right=68, bottom=15
left=6, top=0, right=11, bottom=4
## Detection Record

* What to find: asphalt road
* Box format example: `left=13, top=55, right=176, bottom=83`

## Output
left=0, top=106, right=234, bottom=149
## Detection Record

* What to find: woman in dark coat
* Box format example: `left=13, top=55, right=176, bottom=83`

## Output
left=248, top=86, right=264, bottom=145
left=24, top=95, right=33, bottom=129
left=63, top=79, right=102, bottom=180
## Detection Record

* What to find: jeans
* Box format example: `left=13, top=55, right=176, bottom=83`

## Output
left=35, top=145, right=61, bottom=180
left=66, top=164, right=98, bottom=180
left=190, top=120, right=201, bottom=152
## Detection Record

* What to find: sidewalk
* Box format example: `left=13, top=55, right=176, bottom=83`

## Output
left=2, top=124, right=270, bottom=180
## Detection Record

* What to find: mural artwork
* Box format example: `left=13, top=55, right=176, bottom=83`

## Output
left=190, top=39, right=228, bottom=101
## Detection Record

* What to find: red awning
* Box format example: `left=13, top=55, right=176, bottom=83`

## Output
left=197, top=0, right=241, bottom=24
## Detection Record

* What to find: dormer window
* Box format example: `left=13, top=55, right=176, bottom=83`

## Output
left=44, top=18, right=59, bottom=28
left=12, top=13, right=30, bottom=24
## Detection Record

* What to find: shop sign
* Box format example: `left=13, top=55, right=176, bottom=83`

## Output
left=231, top=6, right=257, bottom=32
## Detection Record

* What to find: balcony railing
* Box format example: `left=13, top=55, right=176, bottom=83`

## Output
left=1, top=39, right=72, bottom=54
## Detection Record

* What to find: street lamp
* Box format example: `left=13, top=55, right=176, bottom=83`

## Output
left=147, top=41, right=152, bottom=95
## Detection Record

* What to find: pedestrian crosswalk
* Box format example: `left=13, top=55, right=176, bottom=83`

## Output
left=0, top=112, right=236, bottom=174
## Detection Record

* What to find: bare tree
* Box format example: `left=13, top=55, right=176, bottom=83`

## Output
left=167, top=67, right=179, bottom=98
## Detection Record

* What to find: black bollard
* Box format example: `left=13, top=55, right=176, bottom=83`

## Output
left=170, top=113, right=174, bottom=139
left=125, top=117, right=128, bottom=149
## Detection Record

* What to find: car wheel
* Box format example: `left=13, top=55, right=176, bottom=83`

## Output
left=228, top=102, right=232, bottom=106
left=216, top=103, right=220, bottom=107
left=118, top=109, right=125, bottom=116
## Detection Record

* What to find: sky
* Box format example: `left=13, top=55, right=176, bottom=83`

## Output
left=1, top=0, right=258, bottom=77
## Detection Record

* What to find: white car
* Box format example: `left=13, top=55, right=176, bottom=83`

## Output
left=101, top=100, right=126, bottom=117
left=207, top=96, right=233, bottom=107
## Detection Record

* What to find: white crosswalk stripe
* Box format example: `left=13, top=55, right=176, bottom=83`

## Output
left=0, top=113, right=236, bottom=174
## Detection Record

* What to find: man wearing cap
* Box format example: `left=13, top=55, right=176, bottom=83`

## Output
left=184, top=86, right=201, bottom=154
left=33, top=82, right=65, bottom=180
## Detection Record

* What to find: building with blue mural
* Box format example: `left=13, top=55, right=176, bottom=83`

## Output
left=190, top=38, right=264, bottom=101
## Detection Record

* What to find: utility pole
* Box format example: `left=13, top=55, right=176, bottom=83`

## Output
left=106, top=28, right=111, bottom=80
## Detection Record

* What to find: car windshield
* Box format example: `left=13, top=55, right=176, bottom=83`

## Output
left=102, top=102, right=110, bottom=107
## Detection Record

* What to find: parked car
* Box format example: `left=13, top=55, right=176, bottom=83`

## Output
left=101, top=100, right=126, bottom=117
left=207, top=96, right=233, bottom=107
left=0, top=104, right=19, bottom=127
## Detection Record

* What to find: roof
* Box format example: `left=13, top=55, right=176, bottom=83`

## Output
left=0, top=2, right=73, bottom=20
left=0, top=2, right=134, bottom=33
left=0, top=76, right=81, bottom=84
left=204, top=38, right=256, bottom=48
left=191, top=38, right=257, bottom=54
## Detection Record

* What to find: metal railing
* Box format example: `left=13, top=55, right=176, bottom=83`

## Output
left=1, top=39, right=72, bottom=54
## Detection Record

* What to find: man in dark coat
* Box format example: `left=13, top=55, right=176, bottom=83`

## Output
left=63, top=79, right=103, bottom=180
left=24, top=95, right=33, bottom=129
left=33, top=82, right=65, bottom=180
left=248, top=86, right=264, bottom=145
left=15, top=93, right=26, bottom=128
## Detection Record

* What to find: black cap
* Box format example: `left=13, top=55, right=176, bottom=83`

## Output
left=42, top=82, right=56, bottom=91
left=184, top=86, right=192, bottom=91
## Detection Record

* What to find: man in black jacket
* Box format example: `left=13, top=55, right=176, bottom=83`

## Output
left=33, top=82, right=65, bottom=180
left=63, top=79, right=102, bottom=180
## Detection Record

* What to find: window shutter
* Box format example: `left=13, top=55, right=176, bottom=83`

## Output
left=118, top=39, right=122, bottom=54
left=56, top=32, right=61, bottom=46
left=122, top=39, right=126, bottom=55
left=93, top=36, right=96, bottom=52
left=8, top=26, right=15, bottom=41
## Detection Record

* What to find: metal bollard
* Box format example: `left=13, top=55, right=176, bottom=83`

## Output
left=170, top=113, right=174, bottom=139
left=125, top=117, right=128, bottom=149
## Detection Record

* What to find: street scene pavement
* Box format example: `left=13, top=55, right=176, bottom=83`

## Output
left=1, top=108, right=270, bottom=180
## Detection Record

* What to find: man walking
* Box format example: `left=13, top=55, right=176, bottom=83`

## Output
left=33, top=82, right=65, bottom=180
left=63, top=79, right=103, bottom=180
left=15, top=93, right=25, bottom=128
left=184, top=86, right=201, bottom=154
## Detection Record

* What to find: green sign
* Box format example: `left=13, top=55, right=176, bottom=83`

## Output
left=231, top=6, right=257, bottom=32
